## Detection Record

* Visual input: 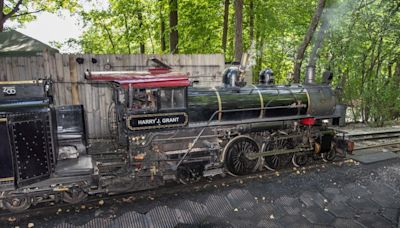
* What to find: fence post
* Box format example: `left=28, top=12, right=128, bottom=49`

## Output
left=43, top=49, right=51, bottom=79
left=69, top=55, right=80, bottom=105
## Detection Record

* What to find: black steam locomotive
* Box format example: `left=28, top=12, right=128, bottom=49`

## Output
left=0, top=65, right=351, bottom=212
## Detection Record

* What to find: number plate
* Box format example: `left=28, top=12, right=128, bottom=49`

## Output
left=2, top=86, right=16, bottom=95
left=127, top=112, right=188, bottom=131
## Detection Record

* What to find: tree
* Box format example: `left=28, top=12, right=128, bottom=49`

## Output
left=159, top=0, right=167, bottom=52
left=0, top=0, right=79, bottom=32
left=222, top=0, right=230, bottom=54
left=234, top=0, right=243, bottom=62
left=292, top=0, right=327, bottom=83
left=138, top=12, right=145, bottom=54
left=169, top=0, right=178, bottom=53
left=249, top=0, right=254, bottom=44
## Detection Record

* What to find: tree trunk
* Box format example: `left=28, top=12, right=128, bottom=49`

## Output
left=293, top=0, right=327, bottom=83
left=249, top=0, right=254, bottom=44
left=222, top=0, right=230, bottom=53
left=234, top=0, right=243, bottom=62
left=395, top=61, right=400, bottom=84
left=169, top=0, right=179, bottom=54
left=388, top=62, right=393, bottom=78
left=308, top=16, right=329, bottom=67
left=138, top=12, right=145, bottom=54
left=0, top=0, right=3, bottom=19
left=0, top=0, right=4, bottom=31
left=123, top=14, right=131, bottom=54
left=102, top=24, right=116, bottom=54
left=0, top=0, right=22, bottom=32
left=0, top=0, right=5, bottom=32
left=159, top=1, right=166, bottom=52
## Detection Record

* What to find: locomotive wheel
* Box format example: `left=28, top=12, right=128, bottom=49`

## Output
left=263, top=132, right=291, bottom=171
left=322, top=148, right=336, bottom=162
left=3, top=195, right=32, bottom=212
left=177, top=165, right=201, bottom=185
left=62, top=188, right=88, bottom=204
left=292, top=153, right=308, bottom=167
left=224, top=136, right=260, bottom=176
left=264, top=155, right=280, bottom=171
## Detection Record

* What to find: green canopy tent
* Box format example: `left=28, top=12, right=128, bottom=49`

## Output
left=0, top=30, right=59, bottom=57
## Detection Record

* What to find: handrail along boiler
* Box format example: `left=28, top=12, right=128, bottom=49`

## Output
left=0, top=65, right=351, bottom=212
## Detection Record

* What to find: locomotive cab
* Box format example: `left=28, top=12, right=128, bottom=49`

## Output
left=85, top=69, right=191, bottom=146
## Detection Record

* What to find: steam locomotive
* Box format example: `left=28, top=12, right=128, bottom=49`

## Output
left=0, top=64, right=350, bottom=212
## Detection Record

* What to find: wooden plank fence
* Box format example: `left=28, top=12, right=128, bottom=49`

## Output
left=0, top=54, right=225, bottom=139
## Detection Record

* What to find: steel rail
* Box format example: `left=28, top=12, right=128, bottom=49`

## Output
left=353, top=141, right=400, bottom=151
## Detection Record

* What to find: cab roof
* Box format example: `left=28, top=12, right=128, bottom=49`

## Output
left=85, top=68, right=190, bottom=89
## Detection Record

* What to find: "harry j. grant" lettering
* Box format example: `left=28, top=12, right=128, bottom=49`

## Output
left=137, top=117, right=180, bottom=126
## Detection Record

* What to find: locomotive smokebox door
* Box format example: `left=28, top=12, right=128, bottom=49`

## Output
left=0, top=118, right=14, bottom=188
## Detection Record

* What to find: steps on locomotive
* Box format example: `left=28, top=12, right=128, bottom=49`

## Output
left=54, top=155, right=94, bottom=177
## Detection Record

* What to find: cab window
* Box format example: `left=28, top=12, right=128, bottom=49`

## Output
left=160, top=88, right=186, bottom=110
left=131, top=89, right=157, bottom=112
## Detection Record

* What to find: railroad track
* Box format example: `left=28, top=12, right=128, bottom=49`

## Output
left=339, top=128, right=400, bottom=142
left=337, top=127, right=400, bottom=153
left=353, top=141, right=400, bottom=152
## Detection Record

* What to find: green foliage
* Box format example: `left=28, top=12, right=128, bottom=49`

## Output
left=2, top=0, right=79, bottom=26
left=316, top=0, right=400, bottom=124
left=79, top=0, right=161, bottom=54
left=178, top=0, right=223, bottom=54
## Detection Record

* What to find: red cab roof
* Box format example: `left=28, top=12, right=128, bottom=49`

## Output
left=85, top=68, right=190, bottom=89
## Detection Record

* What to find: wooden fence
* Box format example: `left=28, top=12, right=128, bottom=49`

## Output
left=0, top=54, right=225, bottom=139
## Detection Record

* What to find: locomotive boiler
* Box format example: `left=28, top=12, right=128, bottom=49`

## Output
left=0, top=65, right=349, bottom=212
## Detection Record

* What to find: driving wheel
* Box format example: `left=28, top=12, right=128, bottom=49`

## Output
left=224, top=136, right=260, bottom=176
left=263, top=132, right=291, bottom=171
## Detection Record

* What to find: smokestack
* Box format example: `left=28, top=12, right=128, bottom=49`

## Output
left=305, top=65, right=315, bottom=84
